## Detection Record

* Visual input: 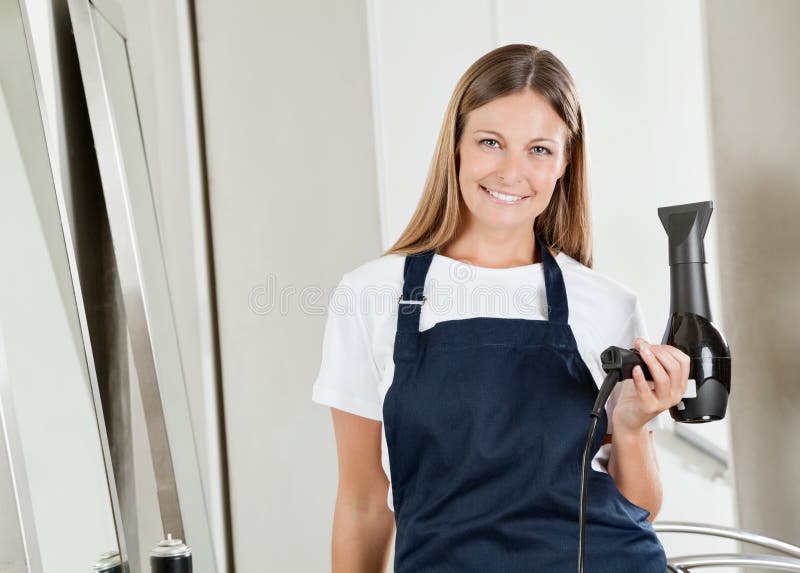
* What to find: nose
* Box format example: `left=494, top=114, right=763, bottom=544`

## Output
left=497, top=152, right=523, bottom=186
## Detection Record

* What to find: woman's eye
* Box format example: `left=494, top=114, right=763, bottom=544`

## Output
left=479, top=139, right=551, bottom=155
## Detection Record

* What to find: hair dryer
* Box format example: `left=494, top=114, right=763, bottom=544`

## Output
left=576, top=200, right=732, bottom=572
left=599, top=200, right=732, bottom=421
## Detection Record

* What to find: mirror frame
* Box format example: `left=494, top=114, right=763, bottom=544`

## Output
left=65, top=0, right=218, bottom=570
left=1, top=0, right=126, bottom=569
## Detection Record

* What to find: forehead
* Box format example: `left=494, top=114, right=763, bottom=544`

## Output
left=465, top=89, right=567, bottom=142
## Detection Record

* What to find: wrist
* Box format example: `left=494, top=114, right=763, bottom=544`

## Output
left=611, top=421, right=649, bottom=442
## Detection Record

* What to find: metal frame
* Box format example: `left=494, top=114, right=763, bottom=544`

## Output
left=66, top=0, right=217, bottom=570
left=655, top=521, right=800, bottom=571
left=3, top=0, right=126, bottom=568
left=667, top=554, right=800, bottom=572
left=15, top=0, right=129, bottom=564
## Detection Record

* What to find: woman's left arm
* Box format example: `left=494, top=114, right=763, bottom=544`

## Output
left=607, top=338, right=690, bottom=522
left=607, top=426, right=662, bottom=522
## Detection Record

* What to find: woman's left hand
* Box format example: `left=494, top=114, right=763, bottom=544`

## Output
left=611, top=338, right=691, bottom=433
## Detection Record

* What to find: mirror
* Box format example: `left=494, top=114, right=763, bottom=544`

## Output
left=0, top=0, right=122, bottom=570
left=65, top=0, right=218, bottom=570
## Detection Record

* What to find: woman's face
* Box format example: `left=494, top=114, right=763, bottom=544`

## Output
left=456, top=88, right=570, bottom=233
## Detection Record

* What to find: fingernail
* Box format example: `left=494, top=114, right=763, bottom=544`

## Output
left=641, top=342, right=653, bottom=357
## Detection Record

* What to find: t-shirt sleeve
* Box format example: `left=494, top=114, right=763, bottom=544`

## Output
left=311, top=273, right=383, bottom=421
left=605, top=295, right=667, bottom=434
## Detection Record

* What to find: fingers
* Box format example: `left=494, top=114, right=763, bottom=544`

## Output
left=660, top=345, right=691, bottom=398
left=631, top=363, right=655, bottom=404
left=634, top=338, right=670, bottom=403
left=634, top=338, right=686, bottom=407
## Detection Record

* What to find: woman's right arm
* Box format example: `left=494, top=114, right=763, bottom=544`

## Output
left=330, top=407, right=395, bottom=573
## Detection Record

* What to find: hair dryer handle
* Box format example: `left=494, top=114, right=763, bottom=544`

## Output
left=600, top=346, right=653, bottom=380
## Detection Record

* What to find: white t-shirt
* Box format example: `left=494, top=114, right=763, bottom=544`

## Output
left=311, top=250, right=667, bottom=512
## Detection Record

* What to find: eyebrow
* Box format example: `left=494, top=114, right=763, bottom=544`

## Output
left=473, top=129, right=560, bottom=145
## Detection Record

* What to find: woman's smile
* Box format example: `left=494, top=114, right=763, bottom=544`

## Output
left=479, top=184, right=531, bottom=205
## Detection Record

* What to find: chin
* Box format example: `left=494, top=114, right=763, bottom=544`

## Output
left=473, top=212, right=536, bottom=231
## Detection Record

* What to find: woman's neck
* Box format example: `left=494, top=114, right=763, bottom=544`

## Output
left=437, top=228, right=541, bottom=269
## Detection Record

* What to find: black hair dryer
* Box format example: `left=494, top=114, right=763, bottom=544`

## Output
left=601, top=200, right=732, bottom=423
left=657, top=200, right=731, bottom=422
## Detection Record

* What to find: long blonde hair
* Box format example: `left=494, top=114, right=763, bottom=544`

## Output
left=383, top=43, right=593, bottom=268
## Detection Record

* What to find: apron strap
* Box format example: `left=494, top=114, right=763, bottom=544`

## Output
left=537, top=234, right=569, bottom=325
left=394, top=249, right=435, bottom=363
left=393, top=235, right=569, bottom=363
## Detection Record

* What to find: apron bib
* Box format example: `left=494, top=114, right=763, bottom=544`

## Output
left=382, top=234, right=667, bottom=572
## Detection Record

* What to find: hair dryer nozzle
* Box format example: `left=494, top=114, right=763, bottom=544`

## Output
left=659, top=201, right=714, bottom=320
left=658, top=200, right=713, bottom=265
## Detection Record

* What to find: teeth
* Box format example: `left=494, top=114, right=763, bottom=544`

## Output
left=483, top=186, right=526, bottom=203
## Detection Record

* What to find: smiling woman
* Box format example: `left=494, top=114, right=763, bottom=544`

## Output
left=314, top=43, right=671, bottom=573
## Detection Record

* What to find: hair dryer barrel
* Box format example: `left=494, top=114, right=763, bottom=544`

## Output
left=659, top=201, right=714, bottom=319
left=658, top=201, right=731, bottom=423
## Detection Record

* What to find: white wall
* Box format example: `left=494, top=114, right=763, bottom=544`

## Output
left=194, top=0, right=383, bottom=571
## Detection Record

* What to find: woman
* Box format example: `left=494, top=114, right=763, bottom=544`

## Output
left=312, top=43, right=689, bottom=572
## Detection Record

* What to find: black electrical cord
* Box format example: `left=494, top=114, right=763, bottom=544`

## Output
left=578, top=368, right=623, bottom=573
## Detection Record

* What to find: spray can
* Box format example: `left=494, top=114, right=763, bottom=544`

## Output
left=93, top=549, right=122, bottom=573
left=150, top=534, right=192, bottom=573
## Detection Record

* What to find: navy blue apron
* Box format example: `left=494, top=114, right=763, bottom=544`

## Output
left=382, top=234, right=667, bottom=572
